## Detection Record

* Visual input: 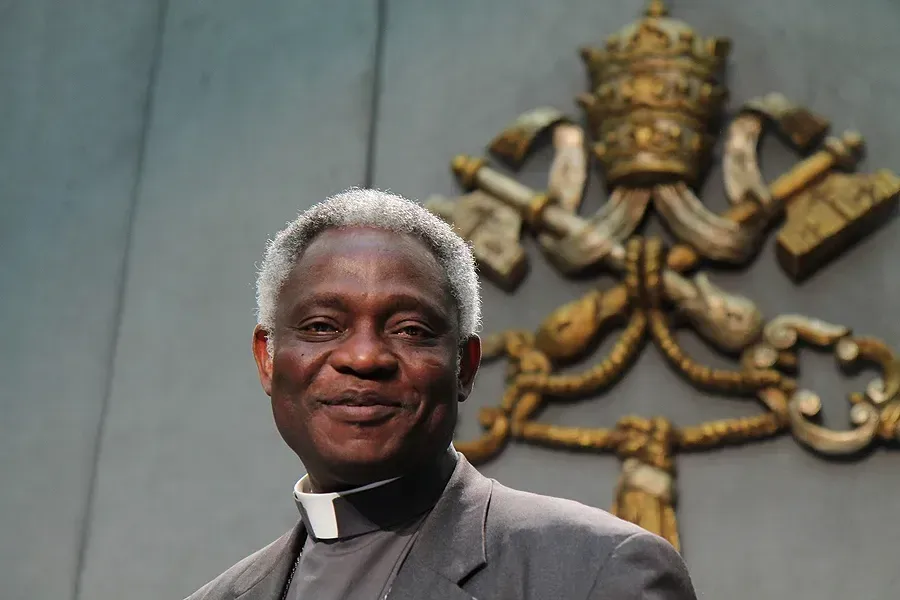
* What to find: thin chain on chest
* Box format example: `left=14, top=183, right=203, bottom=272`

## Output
left=279, top=553, right=301, bottom=600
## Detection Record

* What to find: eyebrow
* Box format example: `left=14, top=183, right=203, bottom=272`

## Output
left=290, top=291, right=452, bottom=326
left=296, top=293, right=350, bottom=313
left=381, top=293, right=451, bottom=326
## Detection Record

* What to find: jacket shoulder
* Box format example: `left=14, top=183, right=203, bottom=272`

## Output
left=485, top=480, right=649, bottom=556
left=479, top=480, right=690, bottom=597
left=183, top=530, right=293, bottom=600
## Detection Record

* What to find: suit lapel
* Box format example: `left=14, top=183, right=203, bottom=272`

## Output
left=386, top=556, right=481, bottom=600
left=232, top=521, right=306, bottom=600
left=387, top=455, right=493, bottom=600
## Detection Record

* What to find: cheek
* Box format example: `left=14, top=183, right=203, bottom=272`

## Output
left=269, top=350, right=321, bottom=424
left=271, top=346, right=318, bottom=392
left=406, top=353, right=459, bottom=407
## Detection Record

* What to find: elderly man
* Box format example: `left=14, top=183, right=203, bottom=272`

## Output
left=186, top=188, right=696, bottom=600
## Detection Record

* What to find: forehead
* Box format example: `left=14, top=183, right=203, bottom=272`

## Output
left=279, top=227, right=453, bottom=313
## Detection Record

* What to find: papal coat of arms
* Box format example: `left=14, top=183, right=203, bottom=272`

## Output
left=426, top=0, right=900, bottom=553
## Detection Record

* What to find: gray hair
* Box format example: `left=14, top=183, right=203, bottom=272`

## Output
left=255, top=188, right=482, bottom=353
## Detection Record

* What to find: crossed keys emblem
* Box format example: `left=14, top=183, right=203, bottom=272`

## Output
left=425, top=0, right=900, bottom=553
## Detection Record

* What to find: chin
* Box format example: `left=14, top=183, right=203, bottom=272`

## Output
left=327, top=450, right=406, bottom=486
left=296, top=417, right=453, bottom=487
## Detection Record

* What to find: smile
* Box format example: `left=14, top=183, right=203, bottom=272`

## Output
left=320, top=403, right=402, bottom=424
left=317, top=392, right=405, bottom=424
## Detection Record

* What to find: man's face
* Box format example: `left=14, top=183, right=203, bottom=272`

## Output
left=252, top=227, right=480, bottom=491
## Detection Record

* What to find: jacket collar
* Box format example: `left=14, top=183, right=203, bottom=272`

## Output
left=401, top=453, right=491, bottom=580
left=229, top=452, right=492, bottom=600
left=384, top=454, right=492, bottom=600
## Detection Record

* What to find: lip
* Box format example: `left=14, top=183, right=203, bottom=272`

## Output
left=321, top=403, right=402, bottom=424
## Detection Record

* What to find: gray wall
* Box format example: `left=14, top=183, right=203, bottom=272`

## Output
left=2, top=1, right=898, bottom=599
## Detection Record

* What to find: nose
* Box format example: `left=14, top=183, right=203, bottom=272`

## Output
left=328, top=326, right=399, bottom=380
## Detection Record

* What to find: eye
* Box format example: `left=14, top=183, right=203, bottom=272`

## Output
left=299, top=321, right=339, bottom=335
left=395, top=324, right=432, bottom=339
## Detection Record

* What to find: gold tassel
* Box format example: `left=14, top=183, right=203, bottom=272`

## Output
left=612, top=458, right=681, bottom=552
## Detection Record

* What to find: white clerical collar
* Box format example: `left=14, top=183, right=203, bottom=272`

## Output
left=292, top=447, right=459, bottom=541
left=293, top=475, right=400, bottom=540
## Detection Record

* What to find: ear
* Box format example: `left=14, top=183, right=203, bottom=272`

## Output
left=457, top=335, right=482, bottom=402
left=252, top=325, right=274, bottom=397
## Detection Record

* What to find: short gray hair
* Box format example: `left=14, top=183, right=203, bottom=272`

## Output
left=255, top=188, right=482, bottom=351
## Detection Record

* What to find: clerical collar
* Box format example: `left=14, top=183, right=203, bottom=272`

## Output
left=293, top=446, right=458, bottom=541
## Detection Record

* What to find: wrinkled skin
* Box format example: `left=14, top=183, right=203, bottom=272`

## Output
left=252, top=227, right=481, bottom=492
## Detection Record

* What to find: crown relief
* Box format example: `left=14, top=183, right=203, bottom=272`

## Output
left=574, top=2, right=732, bottom=187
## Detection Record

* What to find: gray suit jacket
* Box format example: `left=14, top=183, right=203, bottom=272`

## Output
left=186, top=455, right=696, bottom=600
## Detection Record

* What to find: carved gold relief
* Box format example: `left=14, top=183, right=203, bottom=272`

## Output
left=777, top=170, right=900, bottom=280
left=429, top=0, right=898, bottom=556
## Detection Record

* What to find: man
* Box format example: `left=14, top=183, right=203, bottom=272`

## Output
left=186, top=188, right=697, bottom=600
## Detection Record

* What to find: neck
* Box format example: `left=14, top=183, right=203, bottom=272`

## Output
left=306, top=474, right=399, bottom=495
left=306, top=448, right=453, bottom=494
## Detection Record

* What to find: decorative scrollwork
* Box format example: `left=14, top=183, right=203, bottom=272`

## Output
left=739, top=316, right=900, bottom=454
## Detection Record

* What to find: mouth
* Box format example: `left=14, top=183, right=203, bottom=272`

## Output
left=318, top=392, right=404, bottom=425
